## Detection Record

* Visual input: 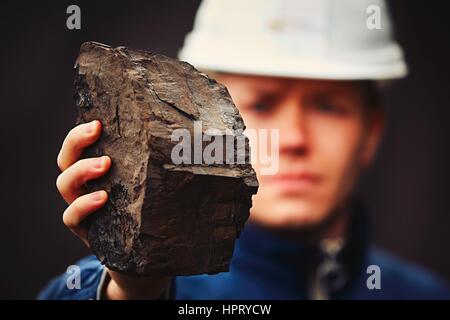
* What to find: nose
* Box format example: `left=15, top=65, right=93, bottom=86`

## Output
left=277, top=97, right=308, bottom=156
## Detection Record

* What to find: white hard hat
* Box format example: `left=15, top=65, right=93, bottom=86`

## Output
left=178, top=0, right=408, bottom=80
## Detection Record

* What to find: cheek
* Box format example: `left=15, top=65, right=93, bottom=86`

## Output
left=311, top=118, right=365, bottom=191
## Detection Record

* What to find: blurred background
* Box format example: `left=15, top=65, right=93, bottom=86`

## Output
left=0, top=0, right=449, bottom=298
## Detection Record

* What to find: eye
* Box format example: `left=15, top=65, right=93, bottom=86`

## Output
left=313, top=98, right=346, bottom=115
left=317, top=101, right=339, bottom=112
left=253, top=101, right=272, bottom=113
left=249, top=94, right=279, bottom=114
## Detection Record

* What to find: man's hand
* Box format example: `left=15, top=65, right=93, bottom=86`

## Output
left=56, top=120, right=171, bottom=299
left=56, top=120, right=109, bottom=245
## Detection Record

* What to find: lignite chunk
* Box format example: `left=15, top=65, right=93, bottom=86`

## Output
left=74, top=42, right=258, bottom=276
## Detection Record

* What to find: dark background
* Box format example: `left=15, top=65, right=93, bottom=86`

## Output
left=0, top=0, right=449, bottom=299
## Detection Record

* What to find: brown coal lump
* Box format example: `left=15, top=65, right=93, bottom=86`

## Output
left=73, top=42, right=258, bottom=276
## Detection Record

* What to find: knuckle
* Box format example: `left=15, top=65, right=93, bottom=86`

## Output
left=64, top=132, right=77, bottom=150
left=62, top=208, right=74, bottom=228
left=67, top=125, right=85, bottom=148
left=56, top=151, right=64, bottom=171
left=69, top=124, right=82, bottom=138
left=63, top=203, right=79, bottom=228
left=75, top=159, right=92, bottom=178
left=55, top=173, right=65, bottom=193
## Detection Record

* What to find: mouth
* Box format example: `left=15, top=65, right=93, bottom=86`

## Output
left=264, top=172, right=322, bottom=194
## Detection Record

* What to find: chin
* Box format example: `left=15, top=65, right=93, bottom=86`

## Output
left=249, top=198, right=331, bottom=230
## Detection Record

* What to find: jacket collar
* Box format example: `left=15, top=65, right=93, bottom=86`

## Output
left=231, top=199, right=370, bottom=299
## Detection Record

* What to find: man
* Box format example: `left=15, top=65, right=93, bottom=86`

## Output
left=39, top=0, right=450, bottom=299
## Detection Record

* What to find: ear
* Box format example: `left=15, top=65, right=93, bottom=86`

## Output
left=361, top=110, right=385, bottom=167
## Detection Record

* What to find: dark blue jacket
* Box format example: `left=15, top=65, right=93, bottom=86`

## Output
left=38, top=204, right=450, bottom=300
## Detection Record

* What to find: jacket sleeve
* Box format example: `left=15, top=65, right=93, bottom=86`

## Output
left=37, top=255, right=104, bottom=300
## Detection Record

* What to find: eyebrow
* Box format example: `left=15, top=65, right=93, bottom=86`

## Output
left=249, top=84, right=284, bottom=95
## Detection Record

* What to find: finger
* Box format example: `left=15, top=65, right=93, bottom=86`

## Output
left=56, top=156, right=111, bottom=204
left=57, top=120, right=102, bottom=171
left=63, top=190, right=108, bottom=245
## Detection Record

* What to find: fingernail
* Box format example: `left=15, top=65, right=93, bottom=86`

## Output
left=91, top=191, right=105, bottom=202
left=94, top=156, right=106, bottom=169
left=86, top=120, right=96, bottom=133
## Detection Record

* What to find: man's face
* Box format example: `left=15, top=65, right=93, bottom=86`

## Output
left=217, top=74, right=383, bottom=231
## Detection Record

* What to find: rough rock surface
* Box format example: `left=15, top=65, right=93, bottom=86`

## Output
left=74, top=42, right=258, bottom=276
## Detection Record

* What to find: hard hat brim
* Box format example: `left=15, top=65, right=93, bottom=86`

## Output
left=179, top=33, right=408, bottom=81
